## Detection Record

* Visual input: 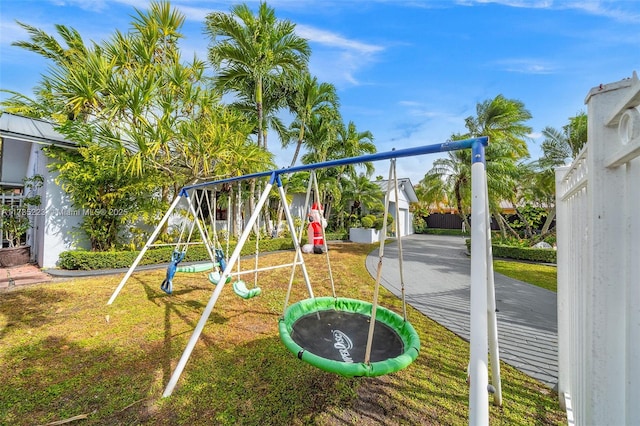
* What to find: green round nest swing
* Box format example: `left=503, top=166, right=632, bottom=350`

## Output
left=278, top=296, right=420, bottom=377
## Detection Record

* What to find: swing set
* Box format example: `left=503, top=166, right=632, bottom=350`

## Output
left=107, top=136, right=501, bottom=425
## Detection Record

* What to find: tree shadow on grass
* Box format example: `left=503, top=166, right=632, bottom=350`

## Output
left=0, top=252, right=564, bottom=425
left=152, top=335, right=366, bottom=425
left=0, top=287, right=71, bottom=341
left=0, top=332, right=178, bottom=425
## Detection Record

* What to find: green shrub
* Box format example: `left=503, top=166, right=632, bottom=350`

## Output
left=464, top=239, right=556, bottom=264
left=493, top=245, right=556, bottom=263
left=360, top=216, right=374, bottom=228
left=325, top=231, right=348, bottom=241
left=422, top=228, right=469, bottom=236
left=373, top=215, right=393, bottom=231
left=58, top=237, right=296, bottom=270
left=413, top=216, right=427, bottom=234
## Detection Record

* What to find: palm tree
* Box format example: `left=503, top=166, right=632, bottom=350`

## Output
left=6, top=2, right=278, bottom=247
left=464, top=94, right=531, bottom=160
left=0, top=85, right=63, bottom=119
left=341, top=173, right=384, bottom=216
left=285, top=72, right=339, bottom=167
left=333, top=121, right=376, bottom=177
left=225, top=72, right=293, bottom=150
left=539, top=111, right=587, bottom=164
left=420, top=149, right=472, bottom=228
left=524, top=112, right=588, bottom=235
left=300, top=114, right=338, bottom=165
left=11, top=21, right=90, bottom=68
left=9, top=2, right=261, bottom=192
left=301, top=119, right=376, bottom=221
left=419, top=95, right=532, bottom=232
left=215, top=129, right=275, bottom=238
left=9, top=21, right=95, bottom=121
left=205, top=2, right=311, bottom=150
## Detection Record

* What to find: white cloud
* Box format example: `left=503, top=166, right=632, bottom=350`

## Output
left=398, top=100, right=422, bottom=107
left=397, top=101, right=467, bottom=123
left=47, top=0, right=109, bottom=11
left=0, top=19, right=26, bottom=47
left=492, top=58, right=557, bottom=74
left=528, top=131, right=543, bottom=140
left=566, top=1, right=640, bottom=24
left=455, top=0, right=640, bottom=23
left=172, top=3, right=223, bottom=22
left=295, top=24, right=384, bottom=55
left=295, top=24, right=384, bottom=87
left=455, top=0, right=553, bottom=7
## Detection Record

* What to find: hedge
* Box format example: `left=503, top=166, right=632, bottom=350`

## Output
left=325, top=231, right=349, bottom=241
left=58, top=237, right=296, bottom=270
left=420, top=228, right=470, bottom=236
left=464, top=239, right=557, bottom=264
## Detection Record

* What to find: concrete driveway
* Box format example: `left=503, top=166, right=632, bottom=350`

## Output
left=366, top=233, right=558, bottom=388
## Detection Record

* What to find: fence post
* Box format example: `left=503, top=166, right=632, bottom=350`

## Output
left=555, top=165, right=570, bottom=411
left=584, top=78, right=632, bottom=425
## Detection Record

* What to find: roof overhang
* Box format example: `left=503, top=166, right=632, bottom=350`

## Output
left=0, top=113, right=77, bottom=149
left=373, top=178, right=419, bottom=203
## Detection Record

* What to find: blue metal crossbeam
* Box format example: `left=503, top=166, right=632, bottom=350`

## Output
left=181, top=136, right=488, bottom=194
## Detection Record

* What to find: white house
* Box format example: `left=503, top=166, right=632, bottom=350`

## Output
left=0, top=113, right=89, bottom=268
left=372, top=178, right=418, bottom=238
left=285, top=178, right=417, bottom=240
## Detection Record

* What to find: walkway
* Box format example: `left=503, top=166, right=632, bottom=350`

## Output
left=366, top=234, right=558, bottom=388
left=0, top=263, right=52, bottom=290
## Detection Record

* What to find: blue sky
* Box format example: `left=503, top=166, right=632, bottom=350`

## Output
left=1, top=0, right=639, bottom=183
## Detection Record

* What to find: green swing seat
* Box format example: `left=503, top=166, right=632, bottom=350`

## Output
left=208, top=271, right=231, bottom=285
left=232, top=280, right=261, bottom=299
left=208, top=273, right=260, bottom=300
left=176, top=262, right=217, bottom=273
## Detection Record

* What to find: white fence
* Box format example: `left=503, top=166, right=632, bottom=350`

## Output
left=556, top=71, right=640, bottom=425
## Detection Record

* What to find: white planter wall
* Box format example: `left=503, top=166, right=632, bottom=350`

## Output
left=349, top=228, right=379, bottom=244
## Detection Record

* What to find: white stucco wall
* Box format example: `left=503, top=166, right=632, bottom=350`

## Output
left=378, top=185, right=414, bottom=237
left=36, top=153, right=90, bottom=268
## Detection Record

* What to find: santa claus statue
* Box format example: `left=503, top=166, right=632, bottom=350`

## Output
left=302, top=202, right=327, bottom=254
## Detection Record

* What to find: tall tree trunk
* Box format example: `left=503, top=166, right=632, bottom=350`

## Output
left=235, top=184, right=242, bottom=239
left=512, top=203, right=533, bottom=238
left=323, top=193, right=333, bottom=225
left=290, top=124, right=305, bottom=167
left=256, top=76, right=264, bottom=149
left=496, top=213, right=519, bottom=238
left=263, top=129, right=268, bottom=151
left=454, top=181, right=470, bottom=230
left=248, top=179, right=256, bottom=222
left=541, top=206, right=556, bottom=235
left=273, top=193, right=286, bottom=238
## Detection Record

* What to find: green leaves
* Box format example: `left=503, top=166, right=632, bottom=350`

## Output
left=205, top=2, right=310, bottom=149
left=46, top=144, right=161, bottom=251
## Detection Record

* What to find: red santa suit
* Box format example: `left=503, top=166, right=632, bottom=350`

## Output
left=309, top=220, right=324, bottom=246
left=307, top=203, right=326, bottom=253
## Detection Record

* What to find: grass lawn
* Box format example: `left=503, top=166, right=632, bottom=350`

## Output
left=0, top=243, right=564, bottom=425
left=493, top=259, right=557, bottom=292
